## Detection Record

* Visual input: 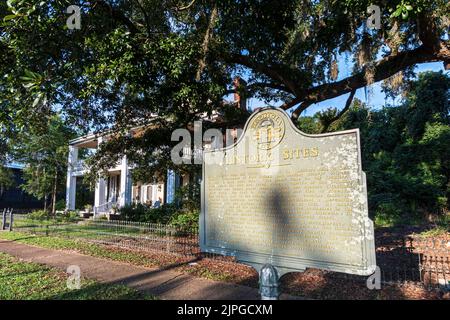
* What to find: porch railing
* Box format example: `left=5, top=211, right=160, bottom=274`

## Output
left=93, top=201, right=117, bottom=216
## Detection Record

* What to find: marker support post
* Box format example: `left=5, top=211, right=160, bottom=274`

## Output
left=259, top=264, right=280, bottom=300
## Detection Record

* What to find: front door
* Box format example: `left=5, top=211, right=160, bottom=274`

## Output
left=108, top=175, right=120, bottom=203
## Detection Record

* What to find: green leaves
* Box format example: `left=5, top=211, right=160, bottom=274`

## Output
left=0, top=167, right=14, bottom=194
left=3, top=14, right=18, bottom=22
left=11, top=115, right=75, bottom=203
left=390, top=1, right=417, bottom=20
left=19, top=69, right=48, bottom=109
left=300, top=72, right=450, bottom=223
left=4, top=0, right=38, bottom=22
left=0, top=0, right=448, bottom=201
left=20, top=69, right=42, bottom=89
left=20, top=69, right=41, bottom=82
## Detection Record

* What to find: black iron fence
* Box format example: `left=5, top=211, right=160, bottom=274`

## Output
left=1, top=208, right=13, bottom=231
left=7, top=213, right=450, bottom=291
left=12, top=215, right=201, bottom=256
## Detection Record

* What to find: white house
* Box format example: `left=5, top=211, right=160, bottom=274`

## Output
left=65, top=127, right=185, bottom=215
left=65, top=78, right=248, bottom=216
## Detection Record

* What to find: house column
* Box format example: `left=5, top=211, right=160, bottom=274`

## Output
left=94, top=178, right=106, bottom=208
left=119, top=155, right=131, bottom=207
left=93, top=137, right=107, bottom=210
left=65, top=146, right=78, bottom=210
left=166, top=169, right=180, bottom=204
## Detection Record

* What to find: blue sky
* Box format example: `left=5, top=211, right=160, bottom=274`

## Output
left=244, top=61, right=448, bottom=116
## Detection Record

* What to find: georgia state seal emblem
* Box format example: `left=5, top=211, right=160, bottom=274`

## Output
left=249, top=110, right=285, bottom=150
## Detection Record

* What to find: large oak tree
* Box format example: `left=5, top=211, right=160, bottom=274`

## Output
left=0, top=0, right=448, bottom=179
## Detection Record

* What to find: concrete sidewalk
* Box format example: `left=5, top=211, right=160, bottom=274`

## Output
left=0, top=239, right=299, bottom=300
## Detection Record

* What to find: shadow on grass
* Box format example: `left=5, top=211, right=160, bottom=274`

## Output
left=48, top=282, right=152, bottom=300
left=106, top=257, right=201, bottom=289
left=0, top=236, right=38, bottom=243
left=0, top=268, right=44, bottom=280
left=106, top=269, right=258, bottom=300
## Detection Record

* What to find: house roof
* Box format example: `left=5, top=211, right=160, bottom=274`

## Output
left=69, top=124, right=150, bottom=148
left=69, top=99, right=247, bottom=148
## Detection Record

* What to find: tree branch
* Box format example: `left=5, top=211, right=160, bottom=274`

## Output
left=291, top=101, right=312, bottom=121
left=321, top=89, right=356, bottom=133
left=93, top=0, right=140, bottom=34
left=417, top=13, right=450, bottom=70
left=221, top=52, right=300, bottom=95
left=302, top=46, right=439, bottom=104
left=247, top=82, right=292, bottom=93
left=279, top=97, right=302, bottom=110
left=174, top=0, right=197, bottom=11
left=277, top=45, right=440, bottom=113
left=223, top=82, right=290, bottom=96
left=228, top=46, right=440, bottom=113
left=132, top=0, right=152, bottom=36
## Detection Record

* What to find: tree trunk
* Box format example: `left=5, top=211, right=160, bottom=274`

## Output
left=195, top=4, right=218, bottom=81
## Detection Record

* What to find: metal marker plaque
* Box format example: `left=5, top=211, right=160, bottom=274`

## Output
left=200, top=108, right=376, bottom=276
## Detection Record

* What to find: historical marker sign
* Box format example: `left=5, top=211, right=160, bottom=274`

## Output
left=200, top=108, right=376, bottom=276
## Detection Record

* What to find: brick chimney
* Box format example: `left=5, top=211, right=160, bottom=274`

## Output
left=233, top=77, right=247, bottom=111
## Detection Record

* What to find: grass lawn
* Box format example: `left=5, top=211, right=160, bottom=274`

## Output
left=13, top=218, right=142, bottom=240
left=0, top=231, right=170, bottom=268
left=0, top=252, right=155, bottom=300
left=2, top=229, right=446, bottom=300
left=0, top=231, right=249, bottom=284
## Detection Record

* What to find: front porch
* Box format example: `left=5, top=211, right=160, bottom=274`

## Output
left=65, top=133, right=181, bottom=217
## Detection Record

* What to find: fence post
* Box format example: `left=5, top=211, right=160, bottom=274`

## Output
left=1, top=209, right=6, bottom=230
left=8, top=209, right=13, bottom=231
left=166, top=225, right=172, bottom=253
left=419, top=253, right=423, bottom=283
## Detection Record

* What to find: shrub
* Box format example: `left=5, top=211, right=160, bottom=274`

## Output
left=27, top=210, right=50, bottom=220
left=374, top=201, right=425, bottom=227
left=55, top=199, right=66, bottom=211
left=418, top=214, right=450, bottom=237
left=118, top=203, right=178, bottom=223
left=25, top=210, right=80, bottom=223
left=169, top=210, right=199, bottom=230
left=60, top=210, right=80, bottom=222
left=436, top=213, right=450, bottom=231
left=118, top=203, right=148, bottom=221
left=175, top=184, right=200, bottom=212
left=374, top=203, right=403, bottom=227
